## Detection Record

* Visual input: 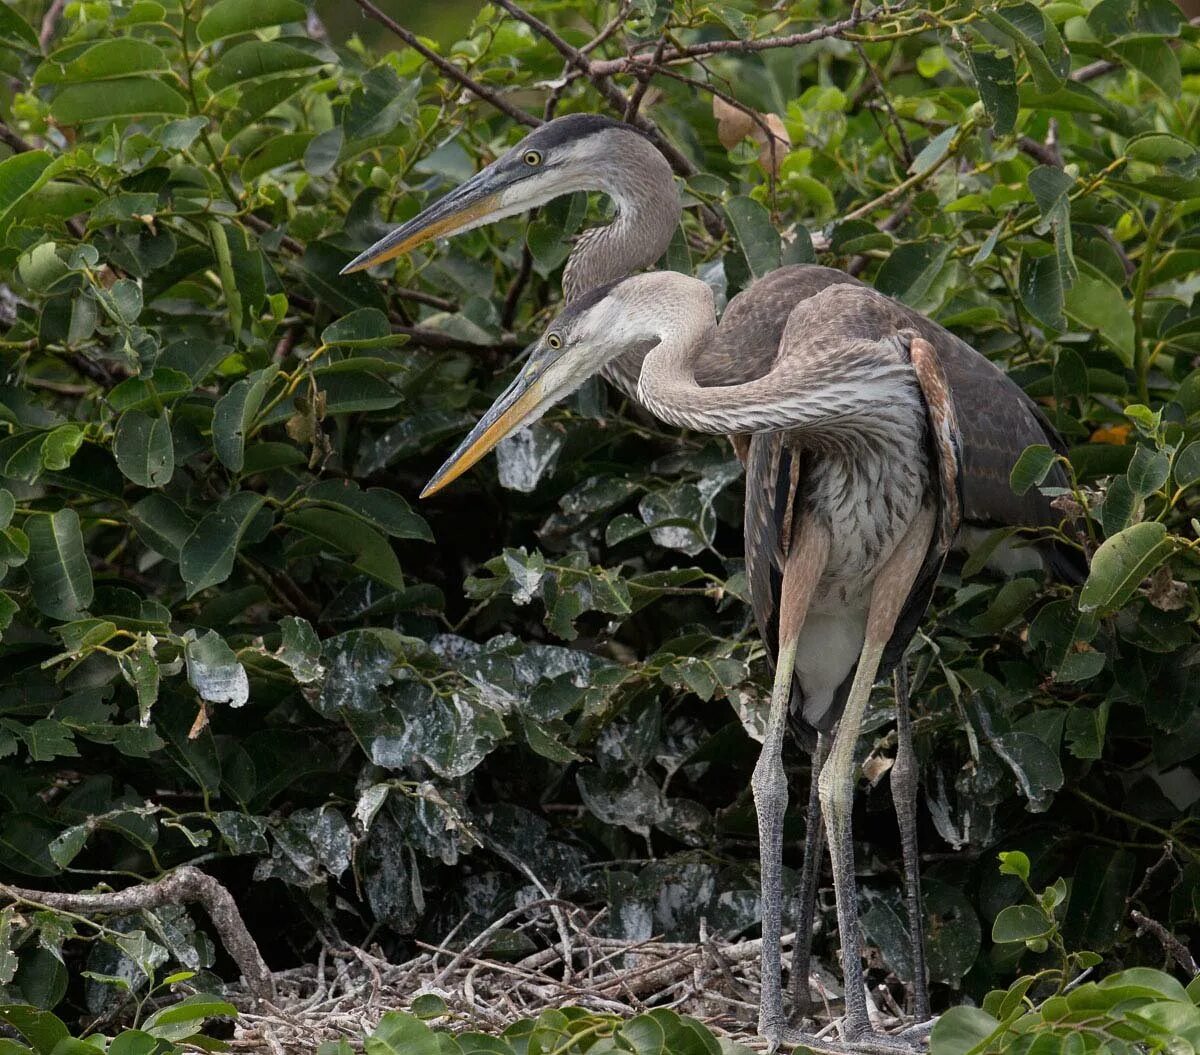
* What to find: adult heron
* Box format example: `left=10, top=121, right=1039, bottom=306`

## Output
left=344, top=115, right=1082, bottom=1048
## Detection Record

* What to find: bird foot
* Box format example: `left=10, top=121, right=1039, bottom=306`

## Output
left=757, top=1018, right=935, bottom=1055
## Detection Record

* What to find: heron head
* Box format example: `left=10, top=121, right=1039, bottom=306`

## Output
left=421, top=279, right=654, bottom=497
left=341, top=114, right=643, bottom=275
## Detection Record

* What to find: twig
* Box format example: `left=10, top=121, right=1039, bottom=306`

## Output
left=39, top=0, right=66, bottom=50
left=587, top=3, right=906, bottom=73
left=350, top=0, right=539, bottom=128
left=854, top=42, right=912, bottom=166
left=2, top=866, right=274, bottom=1000
left=0, top=119, right=35, bottom=154
left=489, top=0, right=699, bottom=180
left=1130, top=910, right=1199, bottom=974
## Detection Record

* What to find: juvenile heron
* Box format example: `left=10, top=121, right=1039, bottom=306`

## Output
left=345, top=114, right=1082, bottom=1048
left=422, top=274, right=964, bottom=1051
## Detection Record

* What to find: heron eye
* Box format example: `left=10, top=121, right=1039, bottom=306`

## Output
left=546, top=332, right=562, bottom=349
left=523, top=150, right=543, bottom=167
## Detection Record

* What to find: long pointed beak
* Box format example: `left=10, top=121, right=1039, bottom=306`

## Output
left=421, top=368, right=546, bottom=498
left=340, top=172, right=505, bottom=275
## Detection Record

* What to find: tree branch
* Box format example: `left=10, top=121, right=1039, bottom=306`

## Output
left=350, top=0, right=539, bottom=128
left=0, top=119, right=35, bottom=154
left=586, top=2, right=906, bottom=74
left=2, top=866, right=275, bottom=1001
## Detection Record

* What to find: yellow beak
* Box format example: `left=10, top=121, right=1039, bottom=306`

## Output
left=340, top=192, right=501, bottom=274
left=421, top=377, right=546, bottom=498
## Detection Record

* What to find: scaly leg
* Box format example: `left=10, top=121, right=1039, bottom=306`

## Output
left=790, top=733, right=828, bottom=1023
left=817, top=510, right=934, bottom=1045
left=755, top=520, right=830, bottom=1052
left=892, top=665, right=930, bottom=1022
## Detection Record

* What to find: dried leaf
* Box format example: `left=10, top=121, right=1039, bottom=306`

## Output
left=713, top=96, right=790, bottom=176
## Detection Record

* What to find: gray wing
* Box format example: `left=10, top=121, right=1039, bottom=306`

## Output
left=715, top=265, right=1081, bottom=577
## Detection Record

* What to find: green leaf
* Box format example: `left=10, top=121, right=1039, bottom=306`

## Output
left=908, top=125, right=956, bottom=176
left=113, top=410, right=174, bottom=488
left=0, top=4, right=39, bottom=53
left=998, top=850, right=1031, bottom=882
left=929, top=1006, right=1000, bottom=1055
left=35, top=40, right=169, bottom=85
left=968, top=49, right=1017, bottom=135
left=0, top=152, right=55, bottom=226
left=284, top=508, right=405, bottom=590
left=723, top=196, right=780, bottom=279
left=1064, top=270, right=1134, bottom=365
left=1063, top=846, right=1134, bottom=952
left=180, top=491, right=266, bottom=597
left=128, top=492, right=194, bottom=562
left=1125, top=445, right=1170, bottom=497
left=321, top=308, right=408, bottom=349
left=619, top=1016, right=666, bottom=1055
left=1113, top=37, right=1180, bottom=96
left=992, top=904, right=1052, bottom=943
left=197, top=0, right=307, bottom=43
left=1009, top=445, right=1056, bottom=495
left=875, top=241, right=951, bottom=310
left=1127, top=132, right=1196, bottom=164
left=26, top=509, right=93, bottom=620
left=212, top=366, right=278, bottom=472
left=364, top=1012, right=439, bottom=1055
left=1174, top=440, right=1200, bottom=489
left=0, top=1007, right=70, bottom=1055
left=1079, top=522, right=1173, bottom=612
left=207, top=40, right=326, bottom=90
left=141, top=995, right=237, bottom=1041
left=49, top=78, right=189, bottom=123
left=1019, top=248, right=1065, bottom=330
left=306, top=479, right=432, bottom=541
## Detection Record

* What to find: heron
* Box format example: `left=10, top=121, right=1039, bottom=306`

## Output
left=344, top=114, right=1083, bottom=1048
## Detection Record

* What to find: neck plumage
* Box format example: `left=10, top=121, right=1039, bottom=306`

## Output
left=560, top=137, right=680, bottom=400
left=629, top=275, right=919, bottom=439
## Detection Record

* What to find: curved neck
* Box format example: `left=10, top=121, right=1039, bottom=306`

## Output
left=562, top=136, right=681, bottom=302
left=631, top=276, right=921, bottom=438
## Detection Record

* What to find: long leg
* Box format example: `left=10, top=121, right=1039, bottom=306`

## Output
left=892, top=664, right=930, bottom=1021
left=817, top=510, right=934, bottom=1044
left=790, top=733, right=828, bottom=1023
left=755, top=520, right=830, bottom=1051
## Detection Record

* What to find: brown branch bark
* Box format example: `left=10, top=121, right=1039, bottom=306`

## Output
left=489, top=0, right=699, bottom=180
left=586, top=2, right=905, bottom=74
left=39, top=0, right=66, bottom=51
left=350, top=0, right=539, bottom=128
left=0, top=119, right=35, bottom=154
left=2, top=866, right=275, bottom=1001
left=1130, top=909, right=1199, bottom=974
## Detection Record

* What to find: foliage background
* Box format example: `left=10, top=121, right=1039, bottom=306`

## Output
left=1, top=0, right=1199, bottom=1042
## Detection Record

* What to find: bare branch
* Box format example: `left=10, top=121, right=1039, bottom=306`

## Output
left=3, top=866, right=275, bottom=1000
left=350, top=0, right=540, bottom=128
left=587, top=2, right=907, bottom=74
left=39, top=0, right=65, bottom=51
left=0, top=119, right=35, bottom=154
left=489, top=0, right=699, bottom=180
left=1131, top=909, right=1199, bottom=975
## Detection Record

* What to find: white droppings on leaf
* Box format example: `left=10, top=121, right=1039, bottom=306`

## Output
left=183, top=629, right=249, bottom=707
left=496, top=423, right=563, bottom=493
left=353, top=783, right=392, bottom=831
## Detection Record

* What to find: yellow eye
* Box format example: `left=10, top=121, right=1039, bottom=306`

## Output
left=523, top=150, right=543, bottom=166
left=546, top=332, right=562, bottom=349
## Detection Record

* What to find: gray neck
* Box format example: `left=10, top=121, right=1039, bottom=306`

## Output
left=562, top=135, right=681, bottom=303
left=627, top=274, right=923, bottom=439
